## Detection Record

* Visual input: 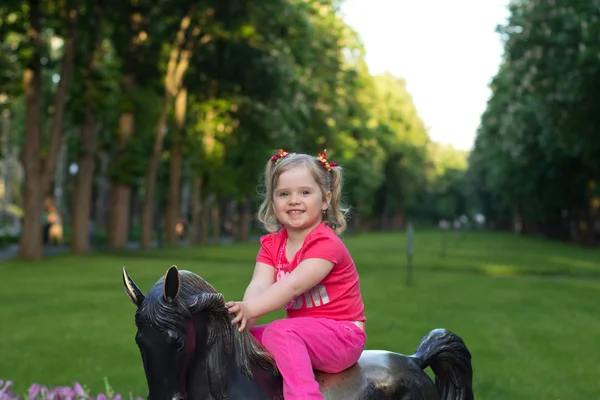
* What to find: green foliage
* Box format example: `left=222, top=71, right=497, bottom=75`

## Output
left=107, top=87, right=161, bottom=185
left=2, top=0, right=474, bottom=247
left=415, top=143, right=470, bottom=221
left=0, top=2, right=29, bottom=105
left=353, top=74, right=431, bottom=219
left=468, top=0, right=600, bottom=240
left=173, top=0, right=441, bottom=224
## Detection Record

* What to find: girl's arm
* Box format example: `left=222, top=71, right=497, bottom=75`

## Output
left=240, top=262, right=276, bottom=329
left=243, top=262, right=276, bottom=300
left=228, top=258, right=334, bottom=330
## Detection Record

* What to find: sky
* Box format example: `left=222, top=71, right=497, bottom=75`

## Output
left=340, top=0, right=511, bottom=151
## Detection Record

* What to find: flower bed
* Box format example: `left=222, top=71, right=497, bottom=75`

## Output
left=0, top=379, right=142, bottom=400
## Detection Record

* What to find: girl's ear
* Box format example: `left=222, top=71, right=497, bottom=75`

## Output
left=324, top=191, right=332, bottom=208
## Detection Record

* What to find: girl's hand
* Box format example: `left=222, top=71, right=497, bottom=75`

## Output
left=226, top=301, right=254, bottom=332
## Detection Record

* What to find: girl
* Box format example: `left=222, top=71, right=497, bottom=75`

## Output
left=226, top=149, right=366, bottom=400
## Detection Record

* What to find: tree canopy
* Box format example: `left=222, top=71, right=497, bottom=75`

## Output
left=0, top=0, right=490, bottom=259
left=467, top=0, right=600, bottom=245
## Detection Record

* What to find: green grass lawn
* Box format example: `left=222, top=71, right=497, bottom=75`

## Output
left=1, top=229, right=599, bottom=399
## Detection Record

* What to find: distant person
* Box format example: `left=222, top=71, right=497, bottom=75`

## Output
left=47, top=205, right=63, bottom=245
left=226, top=149, right=366, bottom=400
left=438, top=219, right=450, bottom=230
left=42, top=206, right=51, bottom=244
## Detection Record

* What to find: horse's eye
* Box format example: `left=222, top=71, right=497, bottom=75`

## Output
left=167, top=330, right=179, bottom=340
left=167, top=330, right=185, bottom=350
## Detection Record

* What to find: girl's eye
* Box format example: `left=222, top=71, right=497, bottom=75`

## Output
left=302, top=190, right=310, bottom=195
left=278, top=192, right=288, bottom=197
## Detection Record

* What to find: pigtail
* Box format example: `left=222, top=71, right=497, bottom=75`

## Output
left=325, top=166, right=350, bottom=235
left=257, top=152, right=285, bottom=233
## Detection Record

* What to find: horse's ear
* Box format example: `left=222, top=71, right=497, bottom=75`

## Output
left=122, top=267, right=145, bottom=307
left=163, top=265, right=180, bottom=303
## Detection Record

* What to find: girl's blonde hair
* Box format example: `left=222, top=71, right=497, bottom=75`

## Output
left=257, top=152, right=349, bottom=235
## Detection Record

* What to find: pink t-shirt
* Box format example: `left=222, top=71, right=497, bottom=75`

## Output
left=256, top=222, right=365, bottom=322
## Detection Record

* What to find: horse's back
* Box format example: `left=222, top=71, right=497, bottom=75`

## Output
left=316, top=350, right=439, bottom=400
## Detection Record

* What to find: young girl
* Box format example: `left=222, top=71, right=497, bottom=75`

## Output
left=226, top=149, right=366, bottom=400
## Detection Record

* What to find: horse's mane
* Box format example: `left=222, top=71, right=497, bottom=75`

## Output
left=136, top=270, right=278, bottom=399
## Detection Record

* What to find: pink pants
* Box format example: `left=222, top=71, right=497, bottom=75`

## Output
left=251, top=317, right=366, bottom=400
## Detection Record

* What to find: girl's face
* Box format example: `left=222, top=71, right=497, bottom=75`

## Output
left=273, top=166, right=330, bottom=236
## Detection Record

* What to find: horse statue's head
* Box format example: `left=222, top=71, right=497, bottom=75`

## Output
left=122, top=265, right=277, bottom=400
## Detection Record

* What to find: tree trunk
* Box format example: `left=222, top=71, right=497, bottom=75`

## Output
left=576, top=204, right=595, bottom=247
left=70, top=0, right=103, bottom=254
left=18, top=0, right=43, bottom=260
left=107, top=0, right=141, bottom=249
left=140, top=97, right=169, bottom=249
left=232, top=201, right=241, bottom=242
left=201, top=196, right=210, bottom=244
left=353, top=203, right=362, bottom=232
left=19, top=0, right=76, bottom=260
left=140, top=9, right=203, bottom=249
left=212, top=200, right=221, bottom=244
left=71, top=109, right=98, bottom=254
left=108, top=110, right=134, bottom=249
left=225, top=200, right=237, bottom=241
left=40, top=7, right=77, bottom=197
left=108, top=183, right=131, bottom=248
left=94, top=151, right=109, bottom=231
left=190, top=177, right=201, bottom=244
left=165, top=88, right=186, bottom=245
left=239, top=199, right=251, bottom=242
left=20, top=177, right=44, bottom=260
left=53, top=137, right=68, bottom=220
left=181, top=162, right=191, bottom=217
left=1, top=110, right=11, bottom=225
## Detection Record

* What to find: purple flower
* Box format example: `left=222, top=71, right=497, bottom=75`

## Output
left=27, top=384, right=40, bottom=399
left=39, top=385, right=50, bottom=399
left=52, top=387, right=74, bottom=400
left=0, top=380, right=13, bottom=396
left=0, top=381, right=19, bottom=400
left=0, top=379, right=143, bottom=400
left=73, top=383, right=85, bottom=398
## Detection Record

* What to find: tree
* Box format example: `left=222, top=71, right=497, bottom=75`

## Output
left=19, top=0, right=77, bottom=260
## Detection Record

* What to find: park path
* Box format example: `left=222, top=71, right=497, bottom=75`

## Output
left=0, top=236, right=260, bottom=262
left=0, top=242, right=150, bottom=262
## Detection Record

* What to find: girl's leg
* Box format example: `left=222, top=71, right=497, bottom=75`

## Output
left=250, top=323, right=269, bottom=344
left=259, top=317, right=366, bottom=400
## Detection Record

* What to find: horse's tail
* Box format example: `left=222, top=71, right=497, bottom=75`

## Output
left=411, top=328, right=474, bottom=400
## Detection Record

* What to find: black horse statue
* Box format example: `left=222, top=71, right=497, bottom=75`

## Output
left=122, top=265, right=474, bottom=400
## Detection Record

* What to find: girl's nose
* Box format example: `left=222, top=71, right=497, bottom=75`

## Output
left=288, top=194, right=301, bottom=204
